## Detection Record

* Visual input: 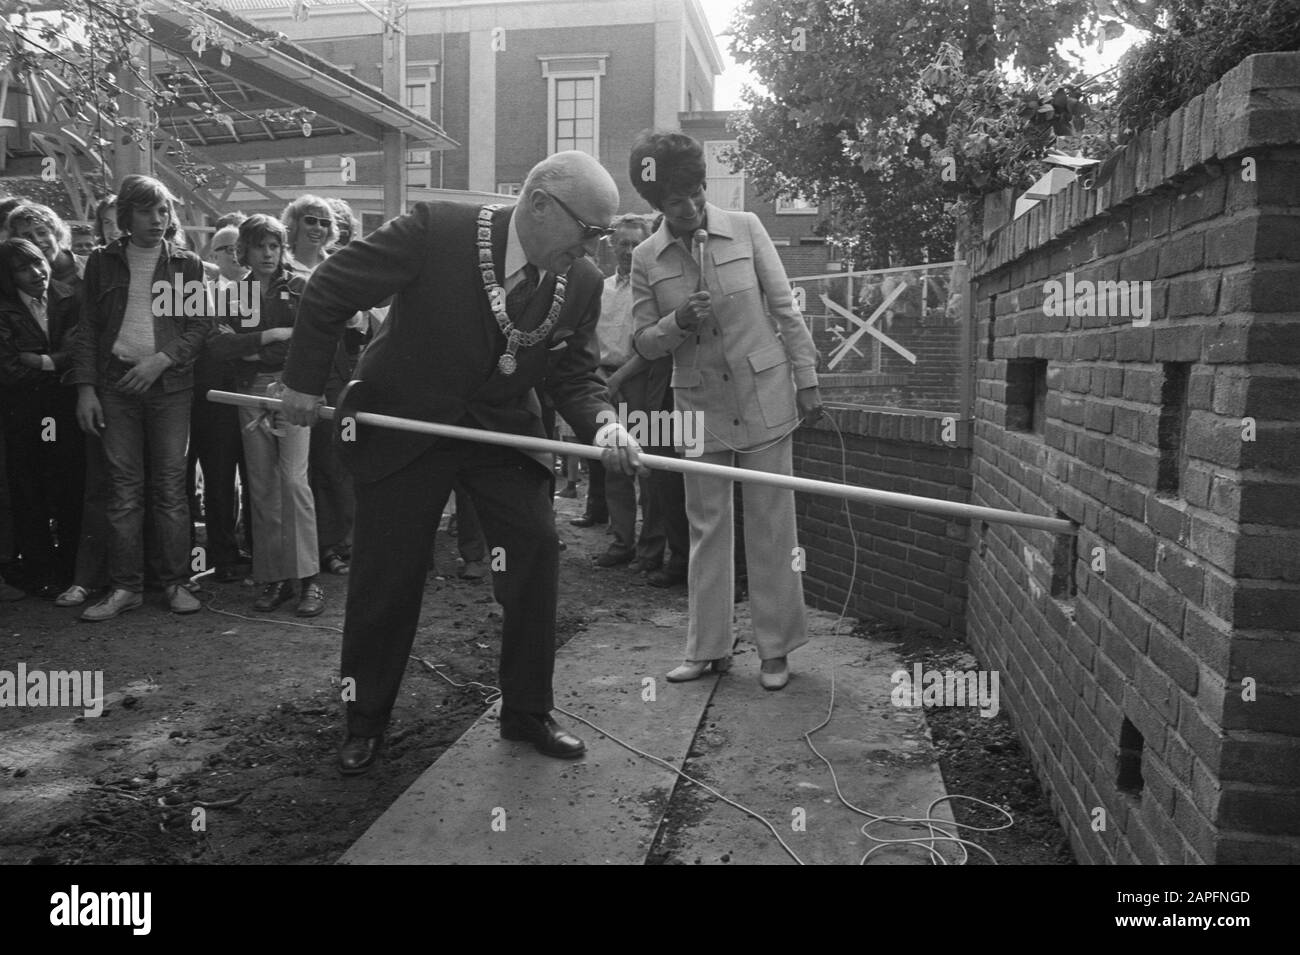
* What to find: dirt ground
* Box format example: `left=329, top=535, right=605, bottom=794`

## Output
left=1, top=491, right=1072, bottom=866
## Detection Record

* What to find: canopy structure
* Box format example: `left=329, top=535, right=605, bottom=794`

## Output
left=1, top=0, right=457, bottom=225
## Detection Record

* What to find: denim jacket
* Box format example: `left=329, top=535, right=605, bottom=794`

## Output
left=71, top=238, right=210, bottom=393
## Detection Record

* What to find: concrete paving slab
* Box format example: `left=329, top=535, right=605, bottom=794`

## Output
left=651, top=606, right=959, bottom=865
left=339, top=609, right=720, bottom=864
left=341, top=604, right=956, bottom=865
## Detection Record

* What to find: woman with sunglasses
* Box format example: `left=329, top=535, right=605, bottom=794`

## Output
left=282, top=196, right=339, bottom=273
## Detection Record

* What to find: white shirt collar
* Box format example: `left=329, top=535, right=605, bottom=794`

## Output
left=504, top=211, right=548, bottom=287
left=18, top=289, right=45, bottom=310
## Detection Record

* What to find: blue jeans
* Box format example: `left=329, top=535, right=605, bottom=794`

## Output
left=99, top=383, right=193, bottom=591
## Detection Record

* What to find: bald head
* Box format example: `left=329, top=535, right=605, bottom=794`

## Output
left=522, top=151, right=619, bottom=211
left=516, top=151, right=620, bottom=275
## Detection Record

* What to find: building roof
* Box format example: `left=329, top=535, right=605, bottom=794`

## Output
left=146, top=1, right=458, bottom=156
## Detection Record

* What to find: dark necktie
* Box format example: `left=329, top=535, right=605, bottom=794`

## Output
left=506, top=263, right=539, bottom=324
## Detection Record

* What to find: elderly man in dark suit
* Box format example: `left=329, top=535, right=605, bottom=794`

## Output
left=280, top=151, right=644, bottom=775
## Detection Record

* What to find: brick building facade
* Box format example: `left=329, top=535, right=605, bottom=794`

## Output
left=218, top=0, right=723, bottom=226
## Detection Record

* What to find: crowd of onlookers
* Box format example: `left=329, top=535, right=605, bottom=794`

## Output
left=0, top=178, right=385, bottom=619
left=0, top=175, right=702, bottom=625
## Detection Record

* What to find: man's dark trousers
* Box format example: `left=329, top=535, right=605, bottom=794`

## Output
left=190, top=389, right=246, bottom=569
left=342, top=438, right=558, bottom=736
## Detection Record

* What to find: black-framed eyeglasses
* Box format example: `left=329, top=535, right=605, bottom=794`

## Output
left=544, top=192, right=614, bottom=241
left=300, top=215, right=332, bottom=228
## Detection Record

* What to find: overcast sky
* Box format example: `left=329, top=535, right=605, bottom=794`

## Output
left=696, top=0, right=751, bottom=109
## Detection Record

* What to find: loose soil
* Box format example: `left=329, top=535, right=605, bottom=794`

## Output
left=1, top=493, right=1071, bottom=866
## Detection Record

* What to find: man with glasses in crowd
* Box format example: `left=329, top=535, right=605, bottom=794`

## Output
left=278, top=151, right=645, bottom=776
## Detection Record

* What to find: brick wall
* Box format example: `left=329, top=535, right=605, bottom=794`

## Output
left=882, top=314, right=964, bottom=412
left=494, top=24, right=657, bottom=211
left=966, top=53, right=1300, bottom=864
left=795, top=409, right=971, bottom=637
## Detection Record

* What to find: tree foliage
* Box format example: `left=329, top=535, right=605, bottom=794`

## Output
left=727, top=0, right=1131, bottom=266
left=1114, top=0, right=1300, bottom=132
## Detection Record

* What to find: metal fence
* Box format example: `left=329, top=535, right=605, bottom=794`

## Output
left=789, top=260, right=972, bottom=419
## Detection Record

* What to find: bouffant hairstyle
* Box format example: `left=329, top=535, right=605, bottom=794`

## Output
left=236, top=213, right=289, bottom=269
left=114, top=175, right=179, bottom=240
left=6, top=202, right=71, bottom=252
left=627, top=131, right=707, bottom=211
left=0, top=237, right=50, bottom=299
left=280, top=194, right=339, bottom=249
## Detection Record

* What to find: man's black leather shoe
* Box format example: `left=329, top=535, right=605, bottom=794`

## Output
left=499, top=708, right=586, bottom=759
left=648, top=568, right=687, bottom=588
left=338, top=735, right=382, bottom=775
left=569, top=514, right=607, bottom=528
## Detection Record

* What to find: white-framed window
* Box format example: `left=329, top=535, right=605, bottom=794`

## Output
left=704, top=140, right=744, bottom=211
left=539, top=55, right=607, bottom=159
left=405, top=61, right=438, bottom=187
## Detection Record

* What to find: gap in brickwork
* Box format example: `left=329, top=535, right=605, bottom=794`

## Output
left=1117, top=718, right=1145, bottom=796
left=1050, top=510, right=1076, bottom=599
left=1157, top=362, right=1191, bottom=496
left=1005, top=358, right=1047, bottom=433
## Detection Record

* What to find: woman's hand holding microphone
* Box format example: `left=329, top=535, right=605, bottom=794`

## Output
left=674, top=291, right=712, bottom=332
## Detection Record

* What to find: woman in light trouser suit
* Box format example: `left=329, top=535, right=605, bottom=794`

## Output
left=628, top=131, right=823, bottom=689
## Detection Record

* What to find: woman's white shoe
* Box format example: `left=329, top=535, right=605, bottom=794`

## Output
left=666, top=656, right=732, bottom=682
left=759, top=659, right=790, bottom=690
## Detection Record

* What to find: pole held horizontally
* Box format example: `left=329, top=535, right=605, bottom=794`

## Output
left=207, top=390, right=1075, bottom=535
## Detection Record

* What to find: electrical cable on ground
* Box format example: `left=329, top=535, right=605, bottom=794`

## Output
left=196, top=410, right=1013, bottom=863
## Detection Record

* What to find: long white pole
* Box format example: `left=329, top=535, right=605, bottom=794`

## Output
left=208, top=390, right=1074, bottom=535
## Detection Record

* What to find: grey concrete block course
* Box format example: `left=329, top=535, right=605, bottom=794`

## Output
left=654, top=620, right=959, bottom=865
left=339, top=612, right=714, bottom=864
left=340, top=607, right=953, bottom=864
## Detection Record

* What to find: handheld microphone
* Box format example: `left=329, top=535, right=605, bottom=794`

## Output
left=693, top=228, right=708, bottom=290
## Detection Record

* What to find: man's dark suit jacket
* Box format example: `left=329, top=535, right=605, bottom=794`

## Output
left=282, top=199, right=613, bottom=484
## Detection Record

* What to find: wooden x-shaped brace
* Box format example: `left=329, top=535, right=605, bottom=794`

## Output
left=823, top=283, right=917, bottom=370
